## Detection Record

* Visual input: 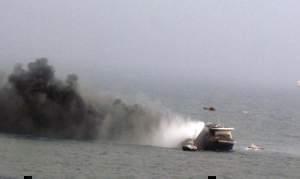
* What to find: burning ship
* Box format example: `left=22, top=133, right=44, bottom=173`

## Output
left=182, top=123, right=235, bottom=151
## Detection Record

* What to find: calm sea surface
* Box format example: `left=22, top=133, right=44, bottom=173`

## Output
left=1, top=82, right=300, bottom=178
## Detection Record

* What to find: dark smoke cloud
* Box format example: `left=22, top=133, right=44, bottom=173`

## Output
left=0, top=58, right=97, bottom=139
left=0, top=58, right=204, bottom=148
left=0, top=58, right=161, bottom=141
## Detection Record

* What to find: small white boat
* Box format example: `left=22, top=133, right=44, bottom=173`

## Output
left=182, top=139, right=198, bottom=151
left=246, top=144, right=264, bottom=151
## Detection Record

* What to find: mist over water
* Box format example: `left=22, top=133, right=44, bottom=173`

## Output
left=0, top=58, right=204, bottom=148
left=146, top=116, right=204, bottom=148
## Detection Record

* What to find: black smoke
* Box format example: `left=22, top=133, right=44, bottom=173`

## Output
left=0, top=58, right=203, bottom=148
left=0, top=58, right=100, bottom=139
left=0, top=58, right=161, bottom=141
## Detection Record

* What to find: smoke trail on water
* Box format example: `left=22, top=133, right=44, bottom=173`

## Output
left=0, top=58, right=204, bottom=148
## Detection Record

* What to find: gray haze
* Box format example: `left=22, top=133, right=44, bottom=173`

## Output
left=0, top=0, right=300, bottom=89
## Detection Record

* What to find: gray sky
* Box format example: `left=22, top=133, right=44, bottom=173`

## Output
left=0, top=0, right=300, bottom=89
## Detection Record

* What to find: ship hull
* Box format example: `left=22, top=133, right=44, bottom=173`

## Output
left=194, top=124, right=235, bottom=152
left=182, top=123, right=235, bottom=152
left=203, top=140, right=234, bottom=151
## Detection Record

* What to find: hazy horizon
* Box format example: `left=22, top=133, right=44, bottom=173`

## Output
left=1, top=0, right=300, bottom=90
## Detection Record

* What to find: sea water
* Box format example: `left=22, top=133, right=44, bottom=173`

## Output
left=0, top=82, right=299, bottom=179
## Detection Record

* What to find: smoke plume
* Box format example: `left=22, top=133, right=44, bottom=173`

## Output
left=0, top=58, right=99, bottom=139
left=0, top=58, right=203, bottom=147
